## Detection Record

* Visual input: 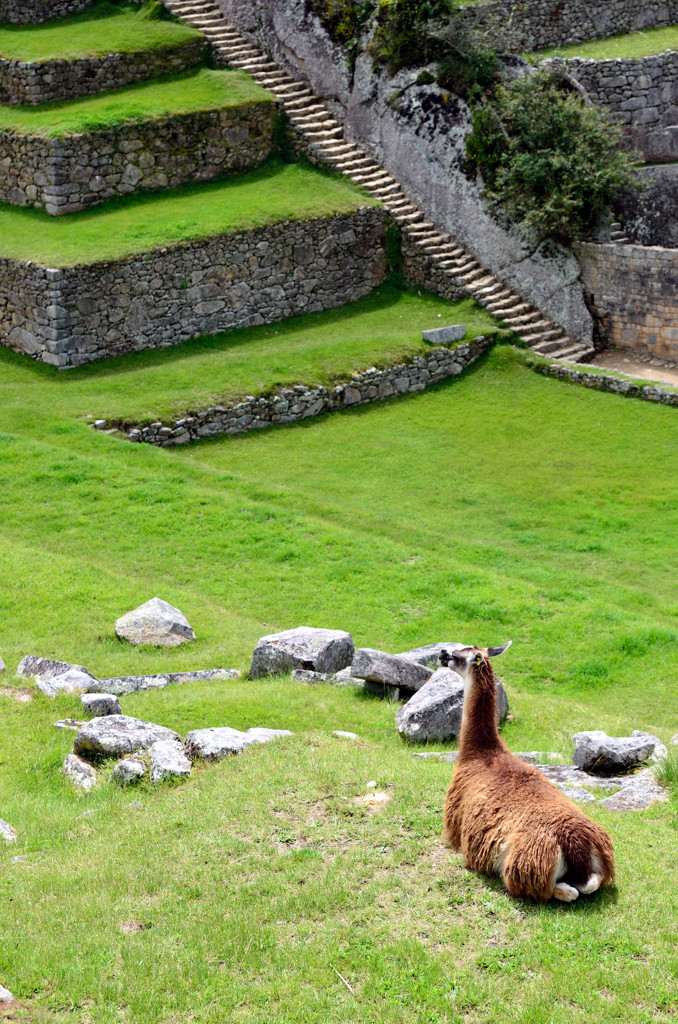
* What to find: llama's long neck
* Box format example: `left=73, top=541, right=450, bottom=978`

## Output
left=458, top=659, right=504, bottom=759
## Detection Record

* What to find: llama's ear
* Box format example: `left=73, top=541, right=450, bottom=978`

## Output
left=486, top=641, right=512, bottom=658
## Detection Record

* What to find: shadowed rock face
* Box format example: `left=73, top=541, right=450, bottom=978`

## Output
left=572, top=730, right=666, bottom=775
left=212, top=0, right=593, bottom=346
left=351, top=648, right=433, bottom=691
left=396, top=668, right=509, bottom=743
left=115, top=598, right=195, bottom=648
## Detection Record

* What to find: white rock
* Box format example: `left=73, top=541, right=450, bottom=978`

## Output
left=63, top=753, right=97, bottom=792
left=112, top=759, right=146, bottom=785
left=74, top=715, right=181, bottom=759
left=36, top=668, right=98, bottom=697
left=115, top=597, right=195, bottom=647
left=333, top=730, right=359, bottom=740
left=150, top=740, right=191, bottom=784
left=0, top=985, right=15, bottom=1004
left=0, top=819, right=17, bottom=842
left=250, top=626, right=354, bottom=678
left=185, top=726, right=292, bottom=761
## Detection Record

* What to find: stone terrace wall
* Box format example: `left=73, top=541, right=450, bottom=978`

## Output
left=530, top=359, right=678, bottom=407
left=0, top=0, right=141, bottom=23
left=544, top=53, right=678, bottom=163
left=0, top=208, right=388, bottom=367
left=124, top=336, right=492, bottom=445
left=0, top=38, right=204, bottom=106
left=575, top=241, right=678, bottom=360
left=0, top=104, right=276, bottom=213
left=457, top=0, right=678, bottom=51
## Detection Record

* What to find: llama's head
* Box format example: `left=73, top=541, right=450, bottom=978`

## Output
left=439, top=642, right=511, bottom=687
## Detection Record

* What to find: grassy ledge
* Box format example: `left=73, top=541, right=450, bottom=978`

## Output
left=0, top=1, right=202, bottom=63
left=534, top=24, right=678, bottom=61
left=0, top=158, right=379, bottom=267
left=0, top=68, right=273, bottom=137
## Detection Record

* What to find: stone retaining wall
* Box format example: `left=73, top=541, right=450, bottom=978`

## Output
left=0, top=207, right=388, bottom=367
left=575, top=241, right=678, bottom=360
left=544, top=53, right=678, bottom=163
left=0, top=0, right=141, bottom=23
left=530, top=359, right=678, bottom=407
left=401, top=233, right=466, bottom=303
left=121, top=335, right=492, bottom=445
left=0, top=103, right=276, bottom=213
left=0, top=38, right=204, bottom=106
left=457, top=0, right=678, bottom=51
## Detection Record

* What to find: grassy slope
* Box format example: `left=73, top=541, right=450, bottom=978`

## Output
left=28, top=285, right=496, bottom=422
left=0, top=2, right=201, bottom=62
left=0, top=159, right=378, bottom=266
left=536, top=24, right=678, bottom=60
left=0, top=68, right=272, bottom=137
left=1, top=344, right=678, bottom=1022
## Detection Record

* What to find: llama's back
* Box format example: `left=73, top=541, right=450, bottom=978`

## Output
left=443, top=750, right=614, bottom=897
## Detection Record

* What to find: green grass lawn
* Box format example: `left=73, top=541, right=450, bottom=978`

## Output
left=0, top=158, right=378, bottom=266
left=24, top=284, right=496, bottom=423
left=0, top=2, right=202, bottom=62
left=1, top=342, right=677, bottom=1022
left=535, top=24, right=678, bottom=61
left=0, top=68, right=272, bottom=137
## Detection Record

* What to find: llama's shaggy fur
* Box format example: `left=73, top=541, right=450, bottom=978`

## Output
left=441, top=647, right=614, bottom=902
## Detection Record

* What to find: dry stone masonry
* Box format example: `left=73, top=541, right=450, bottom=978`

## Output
left=457, top=0, right=678, bottom=51
left=530, top=358, right=678, bottom=407
left=125, top=336, right=491, bottom=446
left=0, top=38, right=205, bottom=106
left=0, top=0, right=142, bottom=24
left=575, top=242, right=678, bottom=361
left=0, top=208, right=386, bottom=367
left=544, top=53, right=678, bottom=163
left=0, top=103, right=276, bottom=213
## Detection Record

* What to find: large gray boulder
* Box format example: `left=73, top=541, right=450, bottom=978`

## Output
left=99, top=668, right=239, bottom=696
left=81, top=693, right=121, bottom=717
left=351, top=648, right=433, bottom=691
left=63, top=753, right=97, bottom=792
left=150, top=740, right=191, bottom=784
left=115, top=598, right=195, bottom=647
left=249, top=626, right=354, bottom=678
left=396, top=668, right=509, bottom=743
left=397, top=642, right=464, bottom=667
left=0, top=819, right=17, bottom=842
left=36, top=668, right=98, bottom=697
left=572, top=730, right=667, bottom=775
left=185, top=726, right=292, bottom=761
left=73, top=715, right=181, bottom=760
left=18, top=655, right=96, bottom=682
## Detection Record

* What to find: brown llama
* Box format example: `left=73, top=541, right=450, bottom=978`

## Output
left=440, top=643, right=614, bottom=902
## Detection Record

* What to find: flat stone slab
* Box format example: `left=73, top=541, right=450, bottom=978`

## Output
left=572, top=729, right=666, bottom=775
left=0, top=819, right=17, bottom=842
left=74, top=715, right=181, bottom=760
left=333, top=730, right=359, bottom=740
left=81, top=693, right=121, bottom=717
left=150, top=740, right=191, bottom=784
left=54, top=718, right=86, bottom=731
left=422, top=325, right=466, bottom=344
left=63, top=753, right=97, bottom=792
left=112, top=758, right=146, bottom=785
left=185, top=726, right=292, bottom=761
left=18, top=655, right=96, bottom=682
left=250, top=626, right=354, bottom=678
left=99, top=668, right=239, bottom=696
left=396, top=668, right=508, bottom=742
left=598, top=770, right=669, bottom=812
left=115, top=597, right=195, bottom=648
left=555, top=785, right=596, bottom=804
left=397, top=642, right=464, bottom=667
left=291, top=669, right=334, bottom=684
left=351, top=648, right=433, bottom=691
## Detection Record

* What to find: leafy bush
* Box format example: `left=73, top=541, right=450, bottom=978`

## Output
left=305, top=0, right=375, bottom=49
left=370, top=0, right=451, bottom=72
left=466, top=71, right=642, bottom=242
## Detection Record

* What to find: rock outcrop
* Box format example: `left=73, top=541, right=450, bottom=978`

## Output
left=249, top=626, right=354, bottom=678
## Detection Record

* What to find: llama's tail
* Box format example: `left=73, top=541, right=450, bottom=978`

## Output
left=557, top=819, right=615, bottom=889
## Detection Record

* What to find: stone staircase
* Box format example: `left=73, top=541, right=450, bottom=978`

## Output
left=610, top=221, right=631, bottom=245
left=164, top=0, right=595, bottom=363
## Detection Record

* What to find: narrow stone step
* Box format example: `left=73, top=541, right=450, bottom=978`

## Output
left=504, top=311, right=543, bottom=327
left=468, top=276, right=499, bottom=293
left=531, top=337, right=569, bottom=354
left=488, top=301, right=531, bottom=317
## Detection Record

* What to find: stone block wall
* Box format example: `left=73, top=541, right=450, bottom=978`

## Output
left=575, top=241, right=678, bottom=360
left=0, top=38, right=204, bottom=106
left=0, top=208, right=388, bottom=367
left=401, top=232, right=466, bottom=303
left=0, top=0, right=141, bottom=23
left=615, top=165, right=678, bottom=248
left=0, top=103, right=276, bottom=213
left=124, top=335, right=493, bottom=445
left=457, top=0, right=678, bottom=51
left=544, top=53, right=678, bottom=163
